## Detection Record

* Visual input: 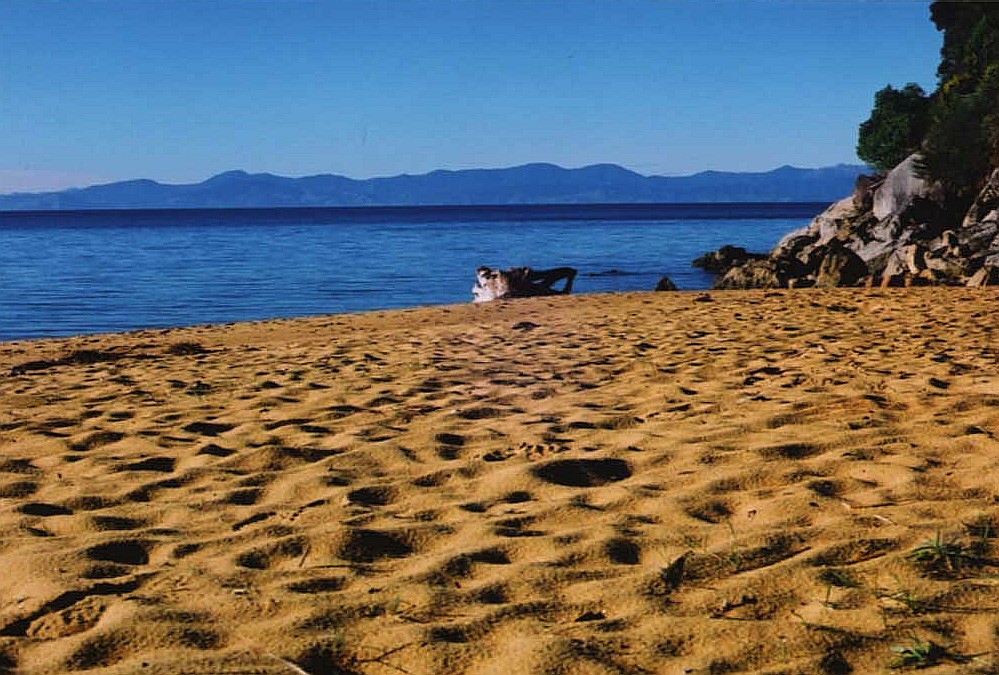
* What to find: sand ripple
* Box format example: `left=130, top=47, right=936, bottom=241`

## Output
left=2, top=289, right=999, bottom=673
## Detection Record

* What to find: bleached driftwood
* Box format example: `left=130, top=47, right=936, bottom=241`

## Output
left=472, top=266, right=577, bottom=302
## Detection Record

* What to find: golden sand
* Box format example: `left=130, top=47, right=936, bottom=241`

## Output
left=2, top=289, right=999, bottom=674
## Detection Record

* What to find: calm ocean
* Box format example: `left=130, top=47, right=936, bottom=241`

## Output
left=0, top=203, right=826, bottom=341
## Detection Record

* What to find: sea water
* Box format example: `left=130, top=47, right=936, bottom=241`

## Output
left=0, top=203, right=825, bottom=341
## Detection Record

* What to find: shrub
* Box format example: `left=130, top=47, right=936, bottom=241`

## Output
left=857, top=83, right=931, bottom=174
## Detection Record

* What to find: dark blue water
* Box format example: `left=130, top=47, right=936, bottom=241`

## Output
left=0, top=203, right=825, bottom=341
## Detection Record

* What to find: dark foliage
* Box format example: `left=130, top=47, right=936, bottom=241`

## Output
left=858, top=3, right=999, bottom=195
left=918, top=2, right=999, bottom=193
left=857, top=84, right=931, bottom=173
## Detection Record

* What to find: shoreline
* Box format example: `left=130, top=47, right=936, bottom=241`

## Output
left=0, top=289, right=703, bottom=345
left=3, top=288, right=999, bottom=673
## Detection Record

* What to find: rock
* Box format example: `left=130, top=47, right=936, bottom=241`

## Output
left=924, top=255, right=965, bottom=282
left=714, top=260, right=783, bottom=290
left=872, top=153, right=934, bottom=221
left=770, top=228, right=818, bottom=265
left=850, top=214, right=909, bottom=267
left=963, top=168, right=999, bottom=227
left=879, top=249, right=909, bottom=288
left=693, top=153, right=999, bottom=292
left=472, top=266, right=577, bottom=302
left=691, top=245, right=765, bottom=274
left=957, top=220, right=999, bottom=260
left=903, top=244, right=927, bottom=274
left=853, top=174, right=884, bottom=210
left=768, top=196, right=870, bottom=284
left=909, top=269, right=937, bottom=286
left=654, top=275, right=678, bottom=291
left=967, top=264, right=999, bottom=288
left=772, top=197, right=859, bottom=261
left=929, top=230, right=961, bottom=258
left=815, top=241, right=868, bottom=288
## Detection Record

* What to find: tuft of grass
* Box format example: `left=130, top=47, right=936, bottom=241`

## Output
left=886, top=585, right=932, bottom=615
left=906, top=531, right=968, bottom=577
left=890, top=637, right=944, bottom=669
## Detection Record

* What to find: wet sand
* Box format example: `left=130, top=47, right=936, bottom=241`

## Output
left=2, top=288, right=999, bottom=674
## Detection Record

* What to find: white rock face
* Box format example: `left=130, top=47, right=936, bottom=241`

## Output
left=772, top=197, right=856, bottom=254
left=873, top=154, right=932, bottom=221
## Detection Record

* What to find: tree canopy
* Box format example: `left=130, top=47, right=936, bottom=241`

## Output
left=858, top=2, right=999, bottom=196
left=856, top=84, right=930, bottom=174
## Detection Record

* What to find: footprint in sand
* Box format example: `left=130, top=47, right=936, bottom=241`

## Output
left=182, top=421, right=235, bottom=437
left=346, top=485, right=397, bottom=507
left=530, top=458, right=632, bottom=487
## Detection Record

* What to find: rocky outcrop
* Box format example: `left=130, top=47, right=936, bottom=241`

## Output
left=872, top=154, right=935, bottom=220
left=715, top=260, right=784, bottom=290
left=691, top=245, right=766, bottom=274
left=696, top=152, right=999, bottom=289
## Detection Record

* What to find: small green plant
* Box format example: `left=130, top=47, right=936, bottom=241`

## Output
left=907, top=531, right=967, bottom=576
left=888, top=586, right=932, bottom=615
left=873, top=574, right=933, bottom=615
left=890, top=637, right=943, bottom=669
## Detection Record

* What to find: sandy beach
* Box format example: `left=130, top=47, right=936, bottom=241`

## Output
left=2, top=288, right=999, bottom=674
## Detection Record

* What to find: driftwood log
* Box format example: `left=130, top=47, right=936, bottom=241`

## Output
left=472, top=266, right=577, bottom=302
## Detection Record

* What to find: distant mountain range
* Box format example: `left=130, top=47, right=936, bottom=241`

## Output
left=0, top=163, right=867, bottom=210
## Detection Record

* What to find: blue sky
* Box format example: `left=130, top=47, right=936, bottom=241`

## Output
left=0, top=0, right=940, bottom=193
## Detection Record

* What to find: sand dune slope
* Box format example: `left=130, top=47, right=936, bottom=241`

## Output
left=2, top=289, right=999, bottom=674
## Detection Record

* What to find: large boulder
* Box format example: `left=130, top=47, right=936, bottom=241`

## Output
left=714, top=260, right=784, bottom=290
left=872, top=153, right=934, bottom=221
left=769, top=196, right=875, bottom=283
left=847, top=214, right=909, bottom=269
left=924, top=254, right=966, bottom=283
left=691, top=245, right=765, bottom=274
left=772, top=197, right=859, bottom=261
left=815, top=241, right=868, bottom=288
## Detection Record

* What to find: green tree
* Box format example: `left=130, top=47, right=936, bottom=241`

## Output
left=919, top=66, right=999, bottom=195
left=857, top=84, right=931, bottom=174
left=919, top=4, right=999, bottom=195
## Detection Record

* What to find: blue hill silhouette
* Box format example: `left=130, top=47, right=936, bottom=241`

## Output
left=0, top=163, right=866, bottom=210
